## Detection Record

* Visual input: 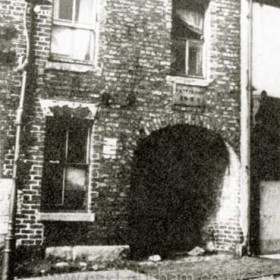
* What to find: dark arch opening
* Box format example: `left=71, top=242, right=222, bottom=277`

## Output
left=128, top=124, right=229, bottom=259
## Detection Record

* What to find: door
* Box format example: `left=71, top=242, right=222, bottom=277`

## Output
left=260, top=181, right=280, bottom=254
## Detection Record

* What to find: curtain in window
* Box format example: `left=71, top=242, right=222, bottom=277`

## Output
left=72, top=29, right=94, bottom=61
left=176, top=9, right=204, bottom=35
left=52, top=27, right=94, bottom=61
left=75, top=0, right=95, bottom=24
left=74, top=0, right=95, bottom=60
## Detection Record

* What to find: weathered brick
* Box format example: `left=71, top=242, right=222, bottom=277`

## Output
left=0, top=0, right=242, bottom=251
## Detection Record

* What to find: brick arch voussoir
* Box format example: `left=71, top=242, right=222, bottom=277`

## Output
left=128, top=113, right=239, bottom=163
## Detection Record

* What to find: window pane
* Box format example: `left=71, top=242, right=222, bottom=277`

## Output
left=58, top=0, right=73, bottom=20
left=72, top=29, right=94, bottom=61
left=51, top=26, right=95, bottom=61
left=44, top=118, right=66, bottom=161
left=188, top=41, right=203, bottom=76
left=64, top=166, right=87, bottom=210
left=67, top=122, right=88, bottom=163
left=171, top=39, right=186, bottom=75
left=75, top=0, right=95, bottom=24
left=42, top=164, right=64, bottom=209
left=51, top=26, right=74, bottom=59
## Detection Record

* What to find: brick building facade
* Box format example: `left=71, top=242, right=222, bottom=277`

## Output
left=0, top=0, right=243, bottom=254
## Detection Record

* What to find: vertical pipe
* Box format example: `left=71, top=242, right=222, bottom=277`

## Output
left=240, top=0, right=253, bottom=256
left=246, top=0, right=253, bottom=255
left=1, top=62, right=28, bottom=280
left=1, top=1, right=35, bottom=279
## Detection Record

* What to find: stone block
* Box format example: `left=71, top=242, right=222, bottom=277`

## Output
left=73, top=245, right=130, bottom=262
left=45, top=245, right=130, bottom=262
left=45, top=246, right=73, bottom=261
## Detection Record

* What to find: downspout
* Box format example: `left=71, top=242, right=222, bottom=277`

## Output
left=1, top=1, right=35, bottom=279
left=245, top=0, right=253, bottom=255
left=240, top=0, right=253, bottom=256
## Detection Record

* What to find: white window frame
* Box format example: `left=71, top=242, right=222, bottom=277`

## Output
left=51, top=0, right=98, bottom=64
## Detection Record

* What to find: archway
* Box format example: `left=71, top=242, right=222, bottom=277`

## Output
left=128, top=124, right=230, bottom=259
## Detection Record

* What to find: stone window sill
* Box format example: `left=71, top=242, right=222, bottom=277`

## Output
left=166, top=75, right=212, bottom=87
left=45, top=61, right=102, bottom=74
left=37, top=212, right=95, bottom=222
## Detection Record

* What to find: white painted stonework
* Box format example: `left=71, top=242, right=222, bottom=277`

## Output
left=0, top=179, right=13, bottom=237
left=216, top=143, right=241, bottom=222
left=39, top=99, right=98, bottom=120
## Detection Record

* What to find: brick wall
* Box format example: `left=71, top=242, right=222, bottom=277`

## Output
left=0, top=0, right=243, bottom=251
left=0, top=0, right=26, bottom=178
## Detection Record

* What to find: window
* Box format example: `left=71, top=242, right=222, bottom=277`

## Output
left=171, top=0, right=208, bottom=77
left=51, top=0, right=97, bottom=63
left=41, top=118, right=91, bottom=212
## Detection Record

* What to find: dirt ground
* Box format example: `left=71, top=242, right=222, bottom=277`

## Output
left=3, top=252, right=280, bottom=280
left=136, top=256, right=280, bottom=280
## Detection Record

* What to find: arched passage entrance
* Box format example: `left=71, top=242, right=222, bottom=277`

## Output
left=128, top=124, right=230, bottom=259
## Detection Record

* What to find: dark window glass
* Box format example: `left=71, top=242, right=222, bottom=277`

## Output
left=188, top=42, right=203, bottom=76
left=67, top=123, right=88, bottom=163
left=188, top=45, right=198, bottom=76
left=44, top=119, right=66, bottom=162
left=171, top=39, right=186, bottom=75
left=41, top=164, right=64, bottom=209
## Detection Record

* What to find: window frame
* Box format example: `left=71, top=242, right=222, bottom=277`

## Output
left=171, top=1, right=210, bottom=80
left=41, top=118, right=92, bottom=213
left=50, top=0, right=98, bottom=65
left=185, top=39, right=205, bottom=78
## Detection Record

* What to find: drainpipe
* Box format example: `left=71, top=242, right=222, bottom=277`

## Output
left=1, top=1, right=35, bottom=279
left=241, top=0, right=253, bottom=256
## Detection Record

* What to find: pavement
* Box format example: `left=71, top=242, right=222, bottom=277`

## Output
left=15, top=256, right=280, bottom=280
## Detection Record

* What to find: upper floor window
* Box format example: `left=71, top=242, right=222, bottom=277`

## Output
left=171, top=0, right=209, bottom=78
left=51, top=0, right=97, bottom=63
